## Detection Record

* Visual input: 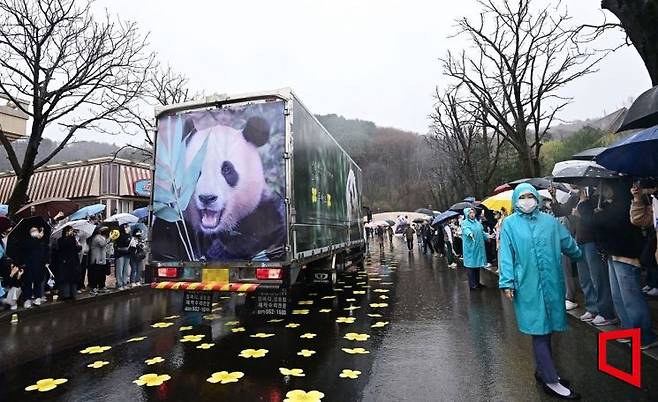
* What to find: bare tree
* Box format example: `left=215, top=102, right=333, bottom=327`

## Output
left=0, top=0, right=154, bottom=215
left=429, top=85, right=505, bottom=199
left=587, top=0, right=658, bottom=86
left=441, top=0, right=603, bottom=177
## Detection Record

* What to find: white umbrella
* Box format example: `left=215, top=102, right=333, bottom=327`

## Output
left=106, top=213, right=139, bottom=226
left=538, top=188, right=571, bottom=204
left=51, top=220, right=96, bottom=241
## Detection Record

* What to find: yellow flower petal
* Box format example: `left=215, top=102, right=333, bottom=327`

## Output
left=279, top=367, right=306, bottom=377
left=163, top=315, right=180, bottom=320
left=80, top=346, right=112, bottom=354
left=203, top=314, right=221, bottom=320
left=151, top=322, right=174, bottom=328
left=369, top=303, right=388, bottom=308
left=250, top=333, right=275, bottom=338
left=231, top=327, right=246, bottom=333
left=268, top=319, right=284, bottom=323
left=126, top=336, right=147, bottom=343
left=284, top=389, right=325, bottom=402
left=373, top=289, right=390, bottom=293
left=341, top=347, right=370, bottom=354
left=321, top=295, right=336, bottom=300
left=298, top=300, right=314, bottom=305
left=133, top=373, right=171, bottom=387
left=180, top=334, right=206, bottom=343
left=339, top=369, right=362, bottom=379
left=196, top=343, right=215, bottom=349
left=379, top=295, right=389, bottom=300
left=353, top=290, right=366, bottom=295
left=344, top=333, right=370, bottom=341
left=87, top=361, right=109, bottom=369
left=367, top=314, right=383, bottom=318
left=25, top=378, right=68, bottom=392
left=179, top=326, right=193, bottom=331
left=207, top=371, right=244, bottom=384
left=285, top=323, right=301, bottom=328
left=318, top=309, right=332, bottom=313
left=371, top=321, right=390, bottom=328
left=145, top=356, right=165, bottom=365
left=300, top=333, right=317, bottom=339
left=345, top=298, right=356, bottom=302
left=225, top=321, right=241, bottom=326
left=343, top=306, right=360, bottom=311
left=335, top=317, right=356, bottom=324
left=297, top=349, right=316, bottom=357
left=239, top=348, right=269, bottom=358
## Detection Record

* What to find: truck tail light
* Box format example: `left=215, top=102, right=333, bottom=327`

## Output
left=256, top=268, right=283, bottom=280
left=157, top=267, right=178, bottom=278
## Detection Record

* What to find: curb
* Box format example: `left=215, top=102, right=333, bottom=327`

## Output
left=0, top=285, right=150, bottom=322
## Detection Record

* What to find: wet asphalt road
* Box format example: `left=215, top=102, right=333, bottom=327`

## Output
left=1, top=238, right=658, bottom=402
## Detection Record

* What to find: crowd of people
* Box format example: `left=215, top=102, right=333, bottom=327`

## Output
left=0, top=213, right=148, bottom=311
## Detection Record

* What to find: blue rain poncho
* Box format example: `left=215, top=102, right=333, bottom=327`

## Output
left=498, top=184, right=582, bottom=335
left=460, top=208, right=487, bottom=268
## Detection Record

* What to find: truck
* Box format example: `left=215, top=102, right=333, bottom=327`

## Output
left=148, top=88, right=365, bottom=315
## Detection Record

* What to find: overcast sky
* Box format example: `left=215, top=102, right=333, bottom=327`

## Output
left=62, top=0, right=650, bottom=144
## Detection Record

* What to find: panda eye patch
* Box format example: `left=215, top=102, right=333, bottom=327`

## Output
left=221, top=161, right=239, bottom=187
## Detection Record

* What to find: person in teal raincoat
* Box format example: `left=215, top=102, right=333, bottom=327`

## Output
left=461, top=207, right=487, bottom=290
left=499, top=183, right=582, bottom=400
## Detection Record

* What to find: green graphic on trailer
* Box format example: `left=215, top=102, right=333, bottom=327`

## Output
left=293, top=99, right=363, bottom=253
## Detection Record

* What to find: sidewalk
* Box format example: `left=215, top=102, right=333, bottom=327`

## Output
left=482, top=264, right=658, bottom=362
left=0, top=284, right=149, bottom=322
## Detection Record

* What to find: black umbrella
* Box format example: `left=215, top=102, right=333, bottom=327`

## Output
left=509, top=177, right=570, bottom=193
left=572, top=147, right=607, bottom=161
left=449, top=202, right=474, bottom=212
left=6, top=216, right=51, bottom=260
left=617, top=85, right=658, bottom=132
left=412, top=218, right=426, bottom=224
left=414, top=208, right=434, bottom=216
left=552, top=162, right=622, bottom=186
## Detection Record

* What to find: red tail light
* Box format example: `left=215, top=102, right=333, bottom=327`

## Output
left=157, top=267, right=178, bottom=278
left=256, top=268, right=283, bottom=280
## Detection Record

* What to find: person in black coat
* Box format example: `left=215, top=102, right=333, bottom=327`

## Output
left=57, top=226, right=82, bottom=301
left=19, top=227, right=49, bottom=309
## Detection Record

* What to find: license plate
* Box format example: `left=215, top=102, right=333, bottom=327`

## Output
left=183, top=291, right=212, bottom=313
left=202, top=268, right=229, bottom=283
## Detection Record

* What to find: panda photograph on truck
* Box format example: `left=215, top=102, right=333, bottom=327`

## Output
left=151, top=100, right=288, bottom=262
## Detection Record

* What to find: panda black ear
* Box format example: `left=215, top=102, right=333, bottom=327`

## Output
left=243, top=117, right=270, bottom=147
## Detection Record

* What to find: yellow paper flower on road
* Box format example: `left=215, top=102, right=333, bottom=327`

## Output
left=163, top=315, right=179, bottom=320
left=298, top=300, right=314, bottom=305
left=297, top=349, right=316, bottom=357
left=371, top=321, right=390, bottom=328
left=353, top=291, right=366, bottom=295
left=203, top=314, right=221, bottom=320
left=151, top=322, right=174, bottom=328
left=239, top=348, right=268, bottom=358
left=87, top=361, right=109, bottom=369
left=279, top=367, right=306, bottom=377
left=181, top=334, right=205, bottom=343
left=80, top=346, right=111, bottom=354
left=321, top=295, right=336, bottom=300
left=344, top=333, right=370, bottom=341
left=268, top=319, right=284, bottom=323
left=126, top=336, right=147, bottom=343
left=133, top=373, right=171, bottom=387
left=25, top=378, right=68, bottom=392
left=196, top=343, right=215, bottom=350
left=308, top=292, right=318, bottom=296
left=339, top=369, right=361, bottom=379
left=179, top=326, right=193, bottom=331
left=207, top=371, right=244, bottom=384
left=342, top=347, right=370, bottom=354
left=344, top=285, right=353, bottom=289
left=379, top=295, right=389, bottom=300
left=145, top=356, right=165, bottom=365
left=335, top=317, right=356, bottom=324
left=300, top=333, right=317, bottom=339
left=343, top=306, right=360, bottom=312
left=231, top=327, right=246, bottom=333
left=225, top=321, right=240, bottom=326
left=284, top=390, right=325, bottom=402
left=286, top=323, right=301, bottom=328
left=250, top=333, right=275, bottom=338
left=369, top=303, right=388, bottom=308
left=292, top=309, right=310, bottom=315
left=369, top=278, right=382, bottom=282
left=345, top=298, right=356, bottom=302
left=319, top=309, right=332, bottom=313
left=367, top=314, right=382, bottom=318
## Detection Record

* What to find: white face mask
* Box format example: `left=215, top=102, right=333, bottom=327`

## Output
left=517, top=198, right=538, bottom=214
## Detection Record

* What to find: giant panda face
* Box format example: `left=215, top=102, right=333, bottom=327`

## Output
left=185, top=117, right=270, bottom=234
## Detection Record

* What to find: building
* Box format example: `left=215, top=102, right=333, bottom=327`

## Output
left=0, top=94, right=29, bottom=141
left=0, top=157, right=152, bottom=216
